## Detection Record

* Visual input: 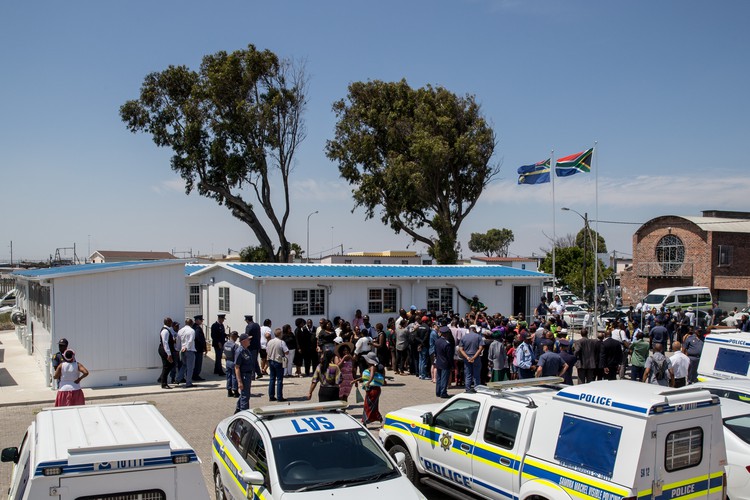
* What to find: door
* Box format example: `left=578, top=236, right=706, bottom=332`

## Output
left=59, top=469, right=175, bottom=499
left=421, top=398, right=481, bottom=494
left=471, top=405, right=525, bottom=499
left=653, top=416, right=714, bottom=500
left=222, top=417, right=271, bottom=500
left=513, top=286, right=528, bottom=318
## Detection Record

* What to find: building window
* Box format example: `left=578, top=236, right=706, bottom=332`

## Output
left=189, top=285, right=200, bottom=305
left=427, top=287, right=453, bottom=313
left=374, top=259, right=382, bottom=264
left=368, top=288, right=398, bottom=314
left=344, top=259, right=352, bottom=264
left=718, top=245, right=733, bottom=267
left=218, top=287, right=230, bottom=312
left=655, top=234, right=685, bottom=273
left=665, top=427, right=703, bottom=472
left=401, top=260, right=409, bottom=265
left=292, top=289, right=326, bottom=316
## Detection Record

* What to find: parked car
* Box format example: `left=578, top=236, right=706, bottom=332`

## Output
left=693, top=379, right=750, bottom=404
left=596, top=307, right=630, bottom=329
left=562, top=304, right=587, bottom=327
left=212, top=400, right=425, bottom=500
left=716, top=397, right=750, bottom=500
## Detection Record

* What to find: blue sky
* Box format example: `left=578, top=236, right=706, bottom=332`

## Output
left=2, top=0, right=748, bottom=262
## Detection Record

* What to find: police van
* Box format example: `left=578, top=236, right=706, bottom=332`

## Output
left=642, top=286, right=712, bottom=312
left=1, top=402, right=209, bottom=500
left=380, top=378, right=728, bottom=500
left=697, top=328, right=750, bottom=382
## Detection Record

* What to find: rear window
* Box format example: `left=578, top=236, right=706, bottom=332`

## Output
left=724, top=415, right=750, bottom=445
left=554, top=414, right=622, bottom=479
left=665, top=427, right=703, bottom=472
left=714, top=348, right=750, bottom=377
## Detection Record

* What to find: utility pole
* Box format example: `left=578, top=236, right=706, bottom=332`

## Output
left=582, top=212, right=588, bottom=303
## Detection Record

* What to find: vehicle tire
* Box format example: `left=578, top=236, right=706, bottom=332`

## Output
left=389, top=444, right=419, bottom=485
left=214, top=466, right=227, bottom=500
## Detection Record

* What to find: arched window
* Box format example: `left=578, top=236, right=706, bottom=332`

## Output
left=656, top=234, right=684, bottom=273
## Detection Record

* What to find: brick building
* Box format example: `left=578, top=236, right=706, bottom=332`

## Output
left=620, top=210, right=750, bottom=310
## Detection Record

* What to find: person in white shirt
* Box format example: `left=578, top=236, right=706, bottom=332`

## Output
left=722, top=312, right=738, bottom=327
left=670, top=341, right=691, bottom=387
left=266, top=328, right=289, bottom=401
left=176, top=319, right=197, bottom=387
left=260, top=319, right=272, bottom=375
left=549, top=295, right=565, bottom=316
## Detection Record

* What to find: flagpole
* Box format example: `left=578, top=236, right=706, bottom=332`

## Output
left=551, top=149, right=557, bottom=300
left=593, top=141, right=599, bottom=334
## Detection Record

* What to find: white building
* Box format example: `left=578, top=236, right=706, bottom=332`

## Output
left=13, top=260, right=186, bottom=388
left=469, top=256, right=539, bottom=272
left=185, top=263, right=549, bottom=331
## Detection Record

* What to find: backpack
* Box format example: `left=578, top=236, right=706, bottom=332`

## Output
left=653, top=355, right=668, bottom=380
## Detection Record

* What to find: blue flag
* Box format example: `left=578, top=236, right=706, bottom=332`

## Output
left=517, top=159, right=550, bottom=185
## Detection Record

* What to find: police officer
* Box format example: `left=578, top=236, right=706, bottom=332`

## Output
left=234, top=332, right=254, bottom=413
left=224, top=331, right=240, bottom=398
left=244, top=315, right=262, bottom=379
left=192, top=315, right=208, bottom=382
left=211, top=314, right=227, bottom=376
left=51, top=338, right=69, bottom=388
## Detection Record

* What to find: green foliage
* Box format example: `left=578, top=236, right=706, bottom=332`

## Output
left=468, top=228, right=514, bottom=257
left=120, top=44, right=307, bottom=262
left=240, top=245, right=271, bottom=262
left=325, top=79, right=498, bottom=264
left=539, top=237, right=613, bottom=300
left=290, top=243, right=303, bottom=258
left=576, top=227, right=607, bottom=254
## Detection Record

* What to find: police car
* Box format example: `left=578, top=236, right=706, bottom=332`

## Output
left=697, top=329, right=750, bottom=382
left=212, top=400, right=426, bottom=499
left=1, top=402, right=209, bottom=500
left=380, top=377, right=728, bottom=500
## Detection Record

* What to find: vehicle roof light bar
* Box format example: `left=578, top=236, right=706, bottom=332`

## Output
left=486, top=377, right=564, bottom=390
left=251, top=400, right=348, bottom=418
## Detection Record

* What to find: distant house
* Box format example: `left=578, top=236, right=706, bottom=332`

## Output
left=89, top=250, right=177, bottom=263
left=469, top=256, right=538, bottom=272
left=320, top=251, right=428, bottom=266
left=185, top=263, right=549, bottom=331
left=12, top=260, right=186, bottom=387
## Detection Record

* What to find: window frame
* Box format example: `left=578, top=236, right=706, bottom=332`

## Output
left=718, top=245, right=733, bottom=267
left=218, top=286, right=230, bottom=312
left=292, top=289, right=326, bottom=316
left=655, top=234, right=685, bottom=273
left=664, top=427, right=703, bottom=472
left=426, top=287, right=454, bottom=314
left=433, top=398, right=481, bottom=436
left=367, top=287, right=398, bottom=314
left=188, top=284, right=200, bottom=306
left=483, top=406, right=521, bottom=450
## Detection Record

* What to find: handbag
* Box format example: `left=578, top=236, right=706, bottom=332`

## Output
left=355, top=386, right=365, bottom=404
left=280, top=354, right=288, bottom=368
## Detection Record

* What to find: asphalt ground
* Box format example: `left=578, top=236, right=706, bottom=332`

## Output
left=0, top=366, right=458, bottom=499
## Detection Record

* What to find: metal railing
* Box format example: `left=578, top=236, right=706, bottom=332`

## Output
left=635, top=262, right=693, bottom=278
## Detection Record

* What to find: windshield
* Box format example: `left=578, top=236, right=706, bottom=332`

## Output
left=644, top=293, right=666, bottom=305
left=272, top=428, right=398, bottom=491
left=724, top=414, right=750, bottom=445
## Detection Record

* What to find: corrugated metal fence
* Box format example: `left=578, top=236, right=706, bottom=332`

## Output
left=0, top=277, right=15, bottom=295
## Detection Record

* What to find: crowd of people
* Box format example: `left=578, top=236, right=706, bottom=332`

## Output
left=148, top=293, right=733, bottom=424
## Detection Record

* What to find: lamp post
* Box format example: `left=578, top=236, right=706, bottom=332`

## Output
left=306, top=210, right=319, bottom=263
left=561, top=207, right=589, bottom=301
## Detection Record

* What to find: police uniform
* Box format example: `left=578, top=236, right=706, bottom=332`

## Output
left=223, top=336, right=239, bottom=397
left=192, top=318, right=207, bottom=381
left=234, top=333, right=254, bottom=413
left=211, top=314, right=227, bottom=376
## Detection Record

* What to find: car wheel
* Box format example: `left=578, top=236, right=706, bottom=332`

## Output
left=389, top=444, right=419, bottom=485
left=214, top=466, right=227, bottom=500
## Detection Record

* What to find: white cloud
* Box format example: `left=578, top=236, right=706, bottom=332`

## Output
left=150, top=178, right=185, bottom=194
left=291, top=178, right=352, bottom=202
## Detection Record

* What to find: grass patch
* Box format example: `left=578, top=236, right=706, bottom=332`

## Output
left=0, top=311, right=12, bottom=330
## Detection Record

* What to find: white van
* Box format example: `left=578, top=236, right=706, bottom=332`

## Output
left=643, top=286, right=712, bottom=312
left=1, top=402, right=209, bottom=500
left=697, top=328, right=750, bottom=382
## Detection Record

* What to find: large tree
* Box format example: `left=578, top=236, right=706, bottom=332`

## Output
left=469, top=228, right=514, bottom=257
left=120, top=45, right=307, bottom=262
left=325, top=79, right=499, bottom=264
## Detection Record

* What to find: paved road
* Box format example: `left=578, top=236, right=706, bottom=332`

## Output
left=0, top=371, right=455, bottom=499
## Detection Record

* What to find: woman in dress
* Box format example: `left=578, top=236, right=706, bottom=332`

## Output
left=335, top=342, right=355, bottom=402
left=353, top=352, right=386, bottom=426
left=307, top=350, right=342, bottom=402
left=54, top=349, right=89, bottom=407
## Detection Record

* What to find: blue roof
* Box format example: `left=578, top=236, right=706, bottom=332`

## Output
left=222, top=263, right=548, bottom=279
left=185, top=264, right=210, bottom=276
left=13, top=260, right=185, bottom=279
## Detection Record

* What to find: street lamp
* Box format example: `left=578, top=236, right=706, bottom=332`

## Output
left=306, top=210, right=319, bottom=263
left=561, top=207, right=589, bottom=302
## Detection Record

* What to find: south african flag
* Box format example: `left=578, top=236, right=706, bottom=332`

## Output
left=555, top=148, right=593, bottom=177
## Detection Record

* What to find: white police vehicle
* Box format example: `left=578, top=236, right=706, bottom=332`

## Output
left=1, top=402, right=209, bottom=500
left=380, top=377, right=728, bottom=500
left=697, top=329, right=750, bottom=382
left=212, top=400, right=426, bottom=499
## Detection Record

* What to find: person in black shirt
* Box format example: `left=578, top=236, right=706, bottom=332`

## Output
left=211, top=314, right=227, bottom=376
left=192, top=315, right=208, bottom=381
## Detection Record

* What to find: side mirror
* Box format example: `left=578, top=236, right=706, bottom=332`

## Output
left=421, top=412, right=434, bottom=426
left=241, top=470, right=265, bottom=486
left=1, top=447, right=19, bottom=464
left=393, top=451, right=406, bottom=466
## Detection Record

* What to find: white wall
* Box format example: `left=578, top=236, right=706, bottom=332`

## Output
left=191, top=272, right=544, bottom=331
left=38, top=262, right=185, bottom=387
